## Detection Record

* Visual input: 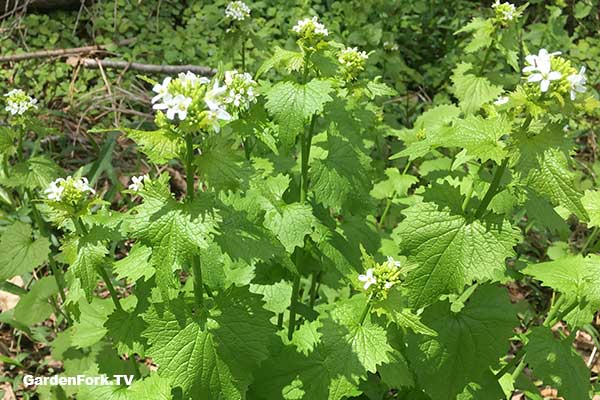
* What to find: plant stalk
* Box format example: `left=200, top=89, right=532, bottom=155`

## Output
left=474, top=158, right=508, bottom=219
left=287, top=273, right=301, bottom=340
left=184, top=133, right=204, bottom=308
left=359, top=299, right=372, bottom=326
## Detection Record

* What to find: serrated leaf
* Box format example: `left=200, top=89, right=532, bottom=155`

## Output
left=113, top=243, right=154, bottom=283
left=456, top=18, right=495, bottom=53
left=525, top=327, right=590, bottom=400
left=195, top=133, right=252, bottom=191
left=142, top=288, right=274, bottom=400
left=127, top=174, right=218, bottom=291
left=71, top=298, right=114, bottom=348
left=452, top=115, right=510, bottom=163
left=523, top=255, right=600, bottom=327
left=71, top=240, right=107, bottom=302
left=0, top=156, right=61, bottom=190
left=257, top=47, right=304, bottom=77
left=265, top=79, right=333, bottom=147
left=310, top=127, right=373, bottom=211
left=370, top=168, right=418, bottom=200
left=582, top=189, right=600, bottom=227
left=0, top=221, right=51, bottom=281
left=451, top=63, right=503, bottom=114
left=527, top=148, right=587, bottom=220
left=252, top=295, right=392, bottom=400
left=394, top=202, right=520, bottom=308
left=264, top=203, right=315, bottom=253
left=405, top=285, right=518, bottom=400
left=123, top=128, right=183, bottom=164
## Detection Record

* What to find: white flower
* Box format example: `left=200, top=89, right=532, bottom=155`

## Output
left=72, top=177, right=96, bottom=195
left=45, top=178, right=66, bottom=201
left=178, top=71, right=210, bottom=88
left=166, top=94, right=192, bottom=120
left=128, top=175, right=147, bottom=191
left=205, top=81, right=228, bottom=111
left=494, top=96, right=509, bottom=105
left=358, top=268, right=377, bottom=290
left=4, top=89, right=38, bottom=115
left=567, top=66, right=587, bottom=100
left=151, top=77, right=172, bottom=104
left=225, top=1, right=251, bottom=21
left=292, top=16, right=328, bottom=37
left=386, top=256, right=401, bottom=268
left=206, top=108, right=232, bottom=133
left=522, top=49, right=562, bottom=92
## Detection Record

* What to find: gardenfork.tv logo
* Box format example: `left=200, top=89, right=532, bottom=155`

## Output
left=23, top=374, right=135, bottom=387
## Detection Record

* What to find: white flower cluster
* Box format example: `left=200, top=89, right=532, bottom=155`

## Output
left=358, top=256, right=401, bottom=291
left=522, top=49, right=588, bottom=100
left=224, top=70, right=257, bottom=111
left=383, top=41, right=399, bottom=52
left=152, top=71, right=210, bottom=121
left=4, top=89, right=38, bottom=116
left=338, top=47, right=368, bottom=66
left=292, top=16, right=328, bottom=38
left=492, top=1, right=516, bottom=21
left=225, top=1, right=251, bottom=21
left=522, top=49, right=562, bottom=93
left=45, top=176, right=95, bottom=202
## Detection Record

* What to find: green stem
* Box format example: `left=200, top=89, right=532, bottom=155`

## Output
left=473, top=158, right=508, bottom=219
left=478, top=39, right=494, bottom=76
left=378, top=196, right=394, bottom=230
left=308, top=271, right=321, bottom=308
left=511, top=354, right=527, bottom=381
left=241, top=32, right=246, bottom=71
left=184, top=133, right=204, bottom=308
left=185, top=134, right=195, bottom=201
left=287, top=274, right=301, bottom=340
left=543, top=294, right=567, bottom=327
left=581, top=226, right=599, bottom=255
left=97, top=264, right=122, bottom=311
left=359, top=299, right=372, bottom=326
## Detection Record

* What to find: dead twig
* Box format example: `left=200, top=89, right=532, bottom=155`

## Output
left=0, top=38, right=135, bottom=62
left=67, top=57, right=216, bottom=76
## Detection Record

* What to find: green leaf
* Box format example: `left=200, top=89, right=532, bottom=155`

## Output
left=582, top=189, right=600, bottom=227
left=310, top=127, right=373, bottom=211
left=394, top=202, right=520, bottom=308
left=265, top=79, right=333, bottom=147
left=257, top=47, right=304, bottom=77
left=195, top=133, right=252, bottom=191
left=370, top=168, right=418, bottom=200
left=451, top=63, right=503, bottom=114
left=0, top=126, right=17, bottom=155
left=252, top=295, right=392, bottom=400
left=142, top=288, right=274, bottom=400
left=525, top=327, right=590, bottom=400
left=0, top=221, right=50, bottom=281
left=0, top=156, right=61, bottom=190
left=71, top=298, right=115, bottom=348
left=405, top=285, right=518, bottom=400
left=77, top=374, right=172, bottom=400
left=13, top=276, right=58, bottom=325
left=127, top=174, right=218, bottom=290
left=451, top=115, right=510, bottom=164
left=71, top=240, right=107, bottom=302
left=527, top=148, right=587, bottom=220
left=105, top=288, right=149, bottom=356
left=523, top=255, right=600, bottom=327
left=251, top=174, right=316, bottom=253
left=456, top=18, right=495, bottom=53
left=123, top=128, right=184, bottom=164
left=113, top=243, right=154, bottom=283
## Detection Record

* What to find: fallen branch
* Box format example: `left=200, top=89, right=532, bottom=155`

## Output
left=66, top=57, right=216, bottom=76
left=0, top=39, right=135, bottom=63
